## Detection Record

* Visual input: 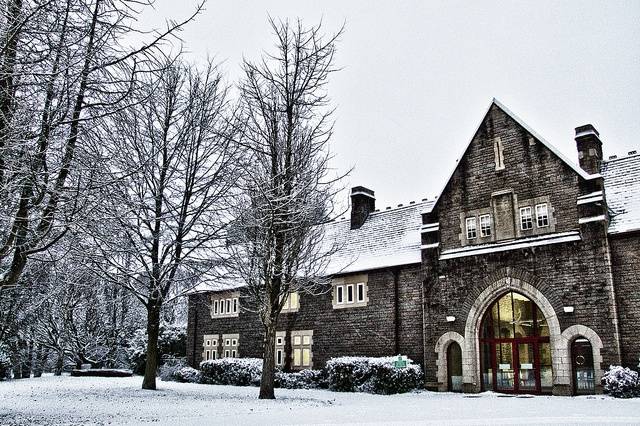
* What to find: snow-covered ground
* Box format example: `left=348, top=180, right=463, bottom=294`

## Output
left=2, top=375, right=640, bottom=425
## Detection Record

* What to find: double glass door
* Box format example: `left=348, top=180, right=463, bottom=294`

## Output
left=492, top=340, right=543, bottom=393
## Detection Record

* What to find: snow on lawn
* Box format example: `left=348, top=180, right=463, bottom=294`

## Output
left=2, top=375, right=640, bottom=425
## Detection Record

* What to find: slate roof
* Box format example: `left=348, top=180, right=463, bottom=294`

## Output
left=602, top=153, right=640, bottom=234
left=322, top=201, right=433, bottom=276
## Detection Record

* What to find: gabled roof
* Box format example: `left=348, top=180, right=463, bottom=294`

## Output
left=424, top=98, right=601, bottom=214
left=602, top=153, right=640, bottom=234
left=322, top=201, right=433, bottom=275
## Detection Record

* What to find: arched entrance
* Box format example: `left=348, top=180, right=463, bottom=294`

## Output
left=572, top=338, right=595, bottom=395
left=479, top=291, right=553, bottom=394
left=447, top=342, right=463, bottom=392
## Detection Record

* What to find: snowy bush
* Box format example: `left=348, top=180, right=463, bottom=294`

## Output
left=276, top=369, right=325, bottom=389
left=602, top=365, right=640, bottom=398
left=172, top=367, right=202, bottom=383
left=126, top=324, right=187, bottom=375
left=325, top=356, right=423, bottom=394
left=200, top=358, right=263, bottom=386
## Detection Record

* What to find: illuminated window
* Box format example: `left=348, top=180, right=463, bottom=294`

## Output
left=291, top=330, right=313, bottom=369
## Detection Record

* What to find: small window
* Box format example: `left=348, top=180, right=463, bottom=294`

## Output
left=302, top=349, right=310, bottom=366
left=293, top=349, right=301, bottom=366
left=231, top=350, right=236, bottom=358
left=479, top=214, right=491, bottom=237
left=520, top=207, right=533, bottom=230
left=347, top=284, right=354, bottom=303
left=276, top=336, right=283, bottom=346
left=302, top=335, right=311, bottom=345
left=289, top=292, right=298, bottom=309
left=213, top=300, right=218, bottom=314
left=233, top=298, right=238, bottom=313
left=232, top=339, right=237, bottom=346
left=293, top=335, right=301, bottom=345
left=205, top=350, right=210, bottom=360
left=276, top=349, right=283, bottom=366
left=225, top=350, right=230, bottom=358
left=536, top=203, right=549, bottom=227
left=219, top=300, right=225, bottom=314
left=226, top=299, right=231, bottom=313
left=466, top=217, right=477, bottom=239
left=357, top=283, right=365, bottom=302
left=212, top=339, right=217, bottom=346
left=226, top=339, right=231, bottom=346
left=206, top=340, right=211, bottom=346
left=337, top=285, right=344, bottom=304
left=213, top=351, right=217, bottom=359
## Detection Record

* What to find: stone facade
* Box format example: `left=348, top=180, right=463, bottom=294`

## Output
left=187, top=100, right=640, bottom=396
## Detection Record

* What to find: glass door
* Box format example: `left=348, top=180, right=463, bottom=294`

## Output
left=517, top=342, right=537, bottom=392
left=495, top=342, right=514, bottom=391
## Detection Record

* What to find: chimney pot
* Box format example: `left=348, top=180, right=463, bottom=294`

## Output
left=609, top=155, right=617, bottom=160
left=629, top=150, right=637, bottom=156
left=350, top=186, right=375, bottom=229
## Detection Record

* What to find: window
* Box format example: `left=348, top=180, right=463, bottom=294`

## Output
left=479, top=214, right=491, bottom=237
left=520, top=207, right=533, bottom=230
left=281, top=291, right=300, bottom=313
left=210, top=293, right=240, bottom=318
left=336, top=285, right=344, bottom=304
left=275, top=331, right=286, bottom=366
left=291, top=330, right=313, bottom=369
left=494, top=137, right=505, bottom=170
left=536, top=203, right=549, bottom=227
left=202, top=334, right=219, bottom=361
left=466, top=217, right=477, bottom=239
left=222, top=334, right=239, bottom=358
left=333, top=275, right=368, bottom=309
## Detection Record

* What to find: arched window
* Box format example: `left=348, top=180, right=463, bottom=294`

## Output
left=479, top=291, right=552, bottom=394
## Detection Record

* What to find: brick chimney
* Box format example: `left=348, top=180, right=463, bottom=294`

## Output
left=575, top=124, right=603, bottom=175
left=350, top=186, right=375, bottom=229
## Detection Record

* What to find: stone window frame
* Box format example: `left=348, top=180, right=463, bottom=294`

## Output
left=210, top=292, right=240, bottom=319
left=332, top=274, right=369, bottom=309
left=459, top=207, right=494, bottom=246
left=291, top=330, right=313, bottom=369
left=202, top=334, right=219, bottom=361
left=515, top=195, right=556, bottom=237
left=479, top=214, right=492, bottom=237
left=281, top=291, right=300, bottom=313
left=222, top=333, right=239, bottom=358
left=493, top=136, right=505, bottom=171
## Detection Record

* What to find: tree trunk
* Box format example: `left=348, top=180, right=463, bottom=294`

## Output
left=142, top=302, right=161, bottom=390
left=259, top=323, right=277, bottom=399
left=32, top=346, right=44, bottom=377
left=54, top=350, right=64, bottom=375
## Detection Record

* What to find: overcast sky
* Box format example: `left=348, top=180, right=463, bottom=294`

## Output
left=139, top=0, right=640, bottom=211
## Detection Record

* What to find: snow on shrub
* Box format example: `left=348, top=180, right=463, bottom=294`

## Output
left=126, top=324, right=187, bottom=375
left=200, top=358, right=263, bottom=386
left=276, top=369, right=325, bottom=389
left=325, top=356, right=423, bottom=394
left=602, top=365, right=640, bottom=398
left=172, top=367, right=202, bottom=383
left=0, top=343, right=10, bottom=380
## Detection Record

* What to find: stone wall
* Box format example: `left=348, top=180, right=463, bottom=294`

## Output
left=610, top=231, right=640, bottom=368
left=187, top=264, right=425, bottom=369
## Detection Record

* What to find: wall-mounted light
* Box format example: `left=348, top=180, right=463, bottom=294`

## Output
left=446, top=315, right=456, bottom=322
left=563, top=306, right=575, bottom=313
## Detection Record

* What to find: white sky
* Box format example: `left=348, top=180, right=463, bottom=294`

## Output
left=138, top=0, right=640, bottom=211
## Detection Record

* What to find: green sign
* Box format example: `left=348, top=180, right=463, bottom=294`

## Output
left=393, top=355, right=407, bottom=368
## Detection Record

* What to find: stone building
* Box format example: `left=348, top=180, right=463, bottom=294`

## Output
left=187, top=99, right=640, bottom=395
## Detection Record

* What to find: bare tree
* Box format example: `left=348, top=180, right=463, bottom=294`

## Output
left=229, top=18, right=343, bottom=399
left=86, top=58, right=239, bottom=390
left=0, top=0, right=202, bottom=288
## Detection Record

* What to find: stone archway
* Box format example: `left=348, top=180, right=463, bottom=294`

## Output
left=562, top=325, right=604, bottom=394
left=434, top=331, right=465, bottom=392
left=462, top=275, right=565, bottom=394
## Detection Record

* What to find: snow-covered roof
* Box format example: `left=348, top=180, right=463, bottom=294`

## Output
left=603, top=152, right=640, bottom=235
left=322, top=201, right=433, bottom=276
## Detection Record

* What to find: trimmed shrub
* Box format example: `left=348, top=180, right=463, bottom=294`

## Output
left=602, top=365, right=640, bottom=398
left=200, top=358, right=262, bottom=386
left=276, top=369, right=325, bottom=389
left=325, top=356, right=423, bottom=394
left=173, top=366, right=202, bottom=383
